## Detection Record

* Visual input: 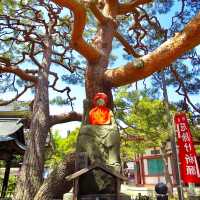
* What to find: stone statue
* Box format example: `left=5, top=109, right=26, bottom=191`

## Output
left=76, top=93, right=121, bottom=194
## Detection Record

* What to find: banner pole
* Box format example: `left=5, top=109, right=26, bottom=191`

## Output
left=171, top=114, right=184, bottom=200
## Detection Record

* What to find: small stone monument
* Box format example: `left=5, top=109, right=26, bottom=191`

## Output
left=66, top=164, right=127, bottom=200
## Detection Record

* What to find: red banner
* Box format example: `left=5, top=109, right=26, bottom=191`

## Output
left=174, top=113, right=200, bottom=183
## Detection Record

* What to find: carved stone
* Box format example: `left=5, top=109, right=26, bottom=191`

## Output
left=76, top=114, right=121, bottom=194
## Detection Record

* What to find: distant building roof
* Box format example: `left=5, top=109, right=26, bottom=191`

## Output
left=0, top=119, right=23, bottom=141
left=0, top=101, right=30, bottom=119
left=0, top=101, right=30, bottom=112
left=0, top=118, right=26, bottom=160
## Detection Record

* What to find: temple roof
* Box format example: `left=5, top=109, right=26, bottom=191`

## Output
left=0, top=119, right=23, bottom=141
left=0, top=118, right=26, bottom=160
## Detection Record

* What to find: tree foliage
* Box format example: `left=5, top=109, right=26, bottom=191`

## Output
left=0, top=0, right=79, bottom=107
left=146, top=0, right=200, bottom=115
left=114, top=87, right=169, bottom=158
left=115, top=86, right=200, bottom=160
left=46, top=128, right=79, bottom=167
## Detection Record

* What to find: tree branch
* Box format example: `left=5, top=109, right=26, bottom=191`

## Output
left=104, top=12, right=200, bottom=87
left=170, top=67, right=200, bottom=113
left=118, top=0, right=153, bottom=15
left=88, top=3, right=147, bottom=58
left=103, top=0, right=118, bottom=17
left=49, top=111, right=82, bottom=127
left=114, top=31, right=141, bottom=57
left=0, top=65, right=37, bottom=83
left=89, top=2, right=107, bottom=23
left=0, top=84, right=34, bottom=106
left=52, top=0, right=100, bottom=63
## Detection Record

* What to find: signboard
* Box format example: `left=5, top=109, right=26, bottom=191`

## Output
left=174, top=113, right=200, bottom=183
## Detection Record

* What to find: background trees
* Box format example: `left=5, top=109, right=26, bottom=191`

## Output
left=0, top=0, right=199, bottom=199
left=114, top=87, right=169, bottom=149
left=114, top=87, right=200, bottom=195
left=46, top=128, right=79, bottom=167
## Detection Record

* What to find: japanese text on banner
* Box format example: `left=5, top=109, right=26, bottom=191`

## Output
left=174, top=113, right=200, bottom=183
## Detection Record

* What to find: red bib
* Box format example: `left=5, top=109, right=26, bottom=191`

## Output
left=89, top=106, right=111, bottom=125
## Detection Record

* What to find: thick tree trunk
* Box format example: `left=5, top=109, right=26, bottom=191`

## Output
left=14, top=72, right=49, bottom=200
left=14, top=39, right=51, bottom=200
left=33, top=154, right=75, bottom=200
left=85, top=19, right=116, bottom=110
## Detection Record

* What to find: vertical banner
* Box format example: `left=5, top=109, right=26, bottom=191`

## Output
left=174, top=113, right=200, bottom=183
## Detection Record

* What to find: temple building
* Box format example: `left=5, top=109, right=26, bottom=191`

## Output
left=126, top=141, right=200, bottom=186
left=0, top=102, right=29, bottom=198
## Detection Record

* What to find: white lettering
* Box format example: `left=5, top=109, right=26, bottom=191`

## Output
left=186, top=166, right=197, bottom=176
left=181, top=132, right=191, bottom=142
left=184, top=143, right=192, bottom=152
left=185, top=154, right=195, bottom=165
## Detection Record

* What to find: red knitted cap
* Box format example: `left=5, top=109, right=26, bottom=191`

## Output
left=93, top=92, right=108, bottom=106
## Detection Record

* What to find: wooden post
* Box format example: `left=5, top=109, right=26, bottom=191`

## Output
left=73, top=178, right=79, bottom=200
left=171, top=117, right=185, bottom=200
left=141, top=154, right=145, bottom=185
left=0, top=159, right=11, bottom=198
left=116, top=179, right=120, bottom=200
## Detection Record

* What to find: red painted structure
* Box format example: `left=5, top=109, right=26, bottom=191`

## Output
left=132, top=144, right=200, bottom=186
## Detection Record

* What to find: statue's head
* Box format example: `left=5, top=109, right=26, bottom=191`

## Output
left=93, top=92, right=108, bottom=106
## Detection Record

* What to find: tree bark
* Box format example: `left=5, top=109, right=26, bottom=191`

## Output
left=85, top=18, right=116, bottom=110
left=13, top=38, right=52, bottom=200
left=33, top=154, right=75, bottom=200
left=52, top=0, right=100, bottom=63
left=161, top=70, right=184, bottom=199
left=160, top=142, right=173, bottom=197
